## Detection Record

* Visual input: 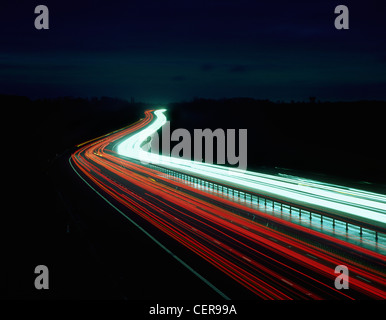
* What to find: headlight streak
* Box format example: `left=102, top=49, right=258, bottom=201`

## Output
left=117, top=109, right=386, bottom=230
left=71, top=109, right=386, bottom=299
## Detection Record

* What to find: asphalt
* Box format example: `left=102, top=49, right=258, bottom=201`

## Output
left=9, top=150, right=248, bottom=300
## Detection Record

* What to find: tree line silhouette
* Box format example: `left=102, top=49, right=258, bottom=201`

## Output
left=3, top=94, right=385, bottom=189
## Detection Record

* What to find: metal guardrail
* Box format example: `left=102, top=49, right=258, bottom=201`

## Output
left=147, top=163, right=384, bottom=242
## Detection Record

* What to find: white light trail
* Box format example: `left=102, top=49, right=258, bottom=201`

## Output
left=117, top=109, right=386, bottom=228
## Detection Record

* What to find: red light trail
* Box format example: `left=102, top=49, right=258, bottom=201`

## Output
left=71, top=110, right=386, bottom=300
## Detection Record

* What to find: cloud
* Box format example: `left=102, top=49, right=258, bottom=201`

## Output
left=201, top=64, right=215, bottom=72
left=171, top=75, right=186, bottom=81
left=229, top=65, right=249, bottom=73
left=200, top=63, right=251, bottom=73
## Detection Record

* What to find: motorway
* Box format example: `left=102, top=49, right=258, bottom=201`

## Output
left=71, top=109, right=386, bottom=299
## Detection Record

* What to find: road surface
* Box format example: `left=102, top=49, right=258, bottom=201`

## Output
left=70, top=109, right=386, bottom=299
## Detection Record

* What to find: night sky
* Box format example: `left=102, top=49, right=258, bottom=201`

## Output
left=1, top=0, right=385, bottom=103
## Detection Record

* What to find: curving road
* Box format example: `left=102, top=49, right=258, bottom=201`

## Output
left=70, top=109, right=386, bottom=299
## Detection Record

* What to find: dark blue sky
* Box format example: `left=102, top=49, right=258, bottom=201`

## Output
left=1, top=0, right=385, bottom=103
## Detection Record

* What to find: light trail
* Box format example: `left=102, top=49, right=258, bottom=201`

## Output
left=71, top=109, right=386, bottom=299
left=116, top=109, right=386, bottom=230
